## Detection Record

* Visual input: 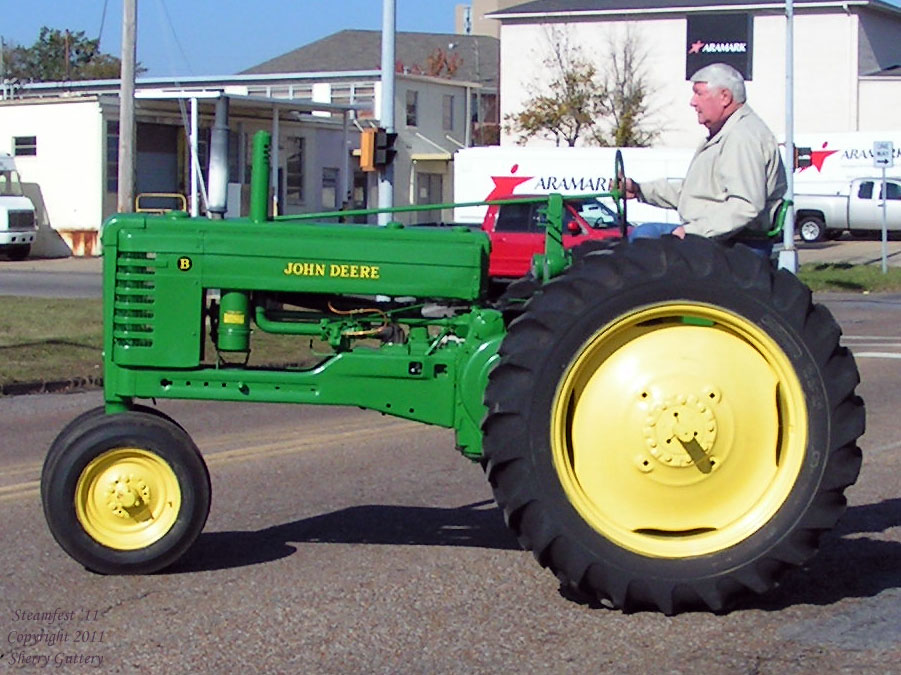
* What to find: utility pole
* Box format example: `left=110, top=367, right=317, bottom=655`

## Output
left=117, top=0, right=137, bottom=213
left=0, top=37, right=6, bottom=100
left=778, top=0, right=799, bottom=273
left=378, top=0, right=395, bottom=224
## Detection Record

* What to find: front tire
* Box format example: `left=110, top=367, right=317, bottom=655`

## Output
left=42, top=411, right=211, bottom=574
left=483, top=236, right=863, bottom=613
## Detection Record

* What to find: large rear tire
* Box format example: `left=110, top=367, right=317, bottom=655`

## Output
left=483, top=236, right=863, bottom=613
left=42, top=411, right=210, bottom=574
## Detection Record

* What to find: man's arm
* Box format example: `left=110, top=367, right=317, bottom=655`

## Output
left=634, top=178, right=683, bottom=211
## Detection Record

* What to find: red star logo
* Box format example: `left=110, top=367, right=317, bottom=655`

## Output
left=799, top=142, right=839, bottom=173
left=482, top=164, right=532, bottom=230
left=688, top=40, right=704, bottom=54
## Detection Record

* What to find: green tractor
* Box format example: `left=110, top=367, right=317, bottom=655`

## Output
left=41, top=133, right=863, bottom=614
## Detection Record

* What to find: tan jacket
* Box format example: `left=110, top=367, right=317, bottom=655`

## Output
left=638, top=105, right=787, bottom=238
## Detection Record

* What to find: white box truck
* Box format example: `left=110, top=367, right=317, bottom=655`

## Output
left=0, top=153, right=38, bottom=260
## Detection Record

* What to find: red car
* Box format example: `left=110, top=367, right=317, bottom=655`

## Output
left=482, top=196, right=626, bottom=279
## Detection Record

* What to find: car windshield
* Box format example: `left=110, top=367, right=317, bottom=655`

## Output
left=0, top=170, right=26, bottom=197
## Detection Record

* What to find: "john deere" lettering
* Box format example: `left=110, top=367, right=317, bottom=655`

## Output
left=283, top=261, right=381, bottom=279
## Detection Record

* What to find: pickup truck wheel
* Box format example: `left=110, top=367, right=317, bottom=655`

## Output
left=482, top=235, right=863, bottom=613
left=6, top=244, right=31, bottom=260
left=798, top=216, right=826, bottom=243
left=42, top=411, right=210, bottom=574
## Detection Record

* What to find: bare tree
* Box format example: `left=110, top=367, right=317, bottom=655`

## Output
left=505, top=25, right=661, bottom=148
left=591, top=26, right=661, bottom=147
left=504, top=27, right=603, bottom=147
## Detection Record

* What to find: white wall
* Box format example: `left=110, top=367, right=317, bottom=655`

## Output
left=0, top=99, right=104, bottom=232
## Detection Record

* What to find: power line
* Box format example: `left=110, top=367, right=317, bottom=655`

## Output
left=98, top=0, right=110, bottom=43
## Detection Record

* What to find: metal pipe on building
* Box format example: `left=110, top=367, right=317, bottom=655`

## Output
left=190, top=97, right=199, bottom=216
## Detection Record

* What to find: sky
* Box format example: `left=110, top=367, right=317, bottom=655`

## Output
left=1, top=0, right=467, bottom=78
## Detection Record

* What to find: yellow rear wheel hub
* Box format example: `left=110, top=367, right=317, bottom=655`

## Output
left=75, top=448, right=181, bottom=550
left=551, top=303, right=807, bottom=558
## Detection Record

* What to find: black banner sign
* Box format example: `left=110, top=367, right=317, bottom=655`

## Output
left=686, top=13, right=753, bottom=80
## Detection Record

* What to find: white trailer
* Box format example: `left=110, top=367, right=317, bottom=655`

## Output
left=452, top=146, right=694, bottom=226
left=792, top=131, right=901, bottom=195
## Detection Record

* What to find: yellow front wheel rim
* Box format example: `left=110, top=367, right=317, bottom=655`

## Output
left=75, top=448, right=182, bottom=550
left=551, top=303, right=808, bottom=559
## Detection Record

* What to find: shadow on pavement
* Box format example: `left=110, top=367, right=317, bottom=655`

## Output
left=170, top=498, right=519, bottom=574
left=744, top=497, right=901, bottom=612
left=172, top=497, right=901, bottom=613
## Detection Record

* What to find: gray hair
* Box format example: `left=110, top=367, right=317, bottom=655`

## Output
left=690, top=63, right=746, bottom=103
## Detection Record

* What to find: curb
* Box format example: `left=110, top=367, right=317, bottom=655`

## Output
left=0, top=375, right=103, bottom=398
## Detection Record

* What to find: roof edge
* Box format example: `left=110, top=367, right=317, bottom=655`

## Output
left=487, top=0, right=901, bottom=20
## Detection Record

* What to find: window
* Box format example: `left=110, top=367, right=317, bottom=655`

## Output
left=14, top=136, right=37, bottom=157
left=406, top=90, right=419, bottom=127
left=880, top=182, right=901, bottom=201
left=106, top=122, right=119, bottom=193
left=442, top=95, right=455, bottom=131
left=285, top=136, right=305, bottom=204
left=858, top=182, right=873, bottom=200
left=321, top=168, right=339, bottom=210
left=416, top=172, right=443, bottom=205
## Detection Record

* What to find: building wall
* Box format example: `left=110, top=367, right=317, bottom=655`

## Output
left=499, top=7, right=900, bottom=149
left=859, top=78, right=901, bottom=129
left=858, top=9, right=901, bottom=74
left=0, top=98, right=104, bottom=249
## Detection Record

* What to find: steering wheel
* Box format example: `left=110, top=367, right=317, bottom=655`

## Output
left=613, top=149, right=628, bottom=238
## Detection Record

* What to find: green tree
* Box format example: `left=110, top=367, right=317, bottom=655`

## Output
left=505, top=26, right=660, bottom=148
left=2, top=27, right=139, bottom=82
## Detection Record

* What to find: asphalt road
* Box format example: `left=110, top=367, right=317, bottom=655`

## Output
left=0, top=295, right=898, bottom=673
left=0, top=257, right=102, bottom=299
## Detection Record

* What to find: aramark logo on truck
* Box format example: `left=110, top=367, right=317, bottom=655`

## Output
left=536, top=176, right=610, bottom=192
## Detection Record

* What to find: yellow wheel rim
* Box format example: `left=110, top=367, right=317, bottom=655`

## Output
left=551, top=303, right=808, bottom=559
left=75, top=448, right=182, bottom=550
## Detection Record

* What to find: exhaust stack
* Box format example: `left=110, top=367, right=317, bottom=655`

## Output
left=207, top=94, right=229, bottom=217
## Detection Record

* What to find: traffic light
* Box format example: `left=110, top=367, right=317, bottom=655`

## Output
left=793, top=145, right=812, bottom=170
left=374, top=128, right=398, bottom=168
left=360, top=128, right=377, bottom=172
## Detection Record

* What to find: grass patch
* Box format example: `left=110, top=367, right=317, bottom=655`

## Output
left=0, top=296, right=327, bottom=390
left=0, top=297, right=104, bottom=386
left=797, top=263, right=901, bottom=293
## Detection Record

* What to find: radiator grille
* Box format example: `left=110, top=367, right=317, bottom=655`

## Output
left=113, top=252, right=157, bottom=348
left=7, top=210, right=35, bottom=231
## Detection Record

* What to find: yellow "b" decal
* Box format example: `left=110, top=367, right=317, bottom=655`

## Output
left=177, top=256, right=193, bottom=271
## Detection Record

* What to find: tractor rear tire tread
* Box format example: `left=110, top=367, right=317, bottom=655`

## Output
left=483, top=235, right=864, bottom=614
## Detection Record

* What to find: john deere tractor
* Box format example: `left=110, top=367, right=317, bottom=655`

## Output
left=41, top=133, right=863, bottom=614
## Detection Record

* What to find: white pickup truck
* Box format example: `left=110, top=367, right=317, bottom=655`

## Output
left=794, top=177, right=901, bottom=242
left=0, top=153, right=38, bottom=260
